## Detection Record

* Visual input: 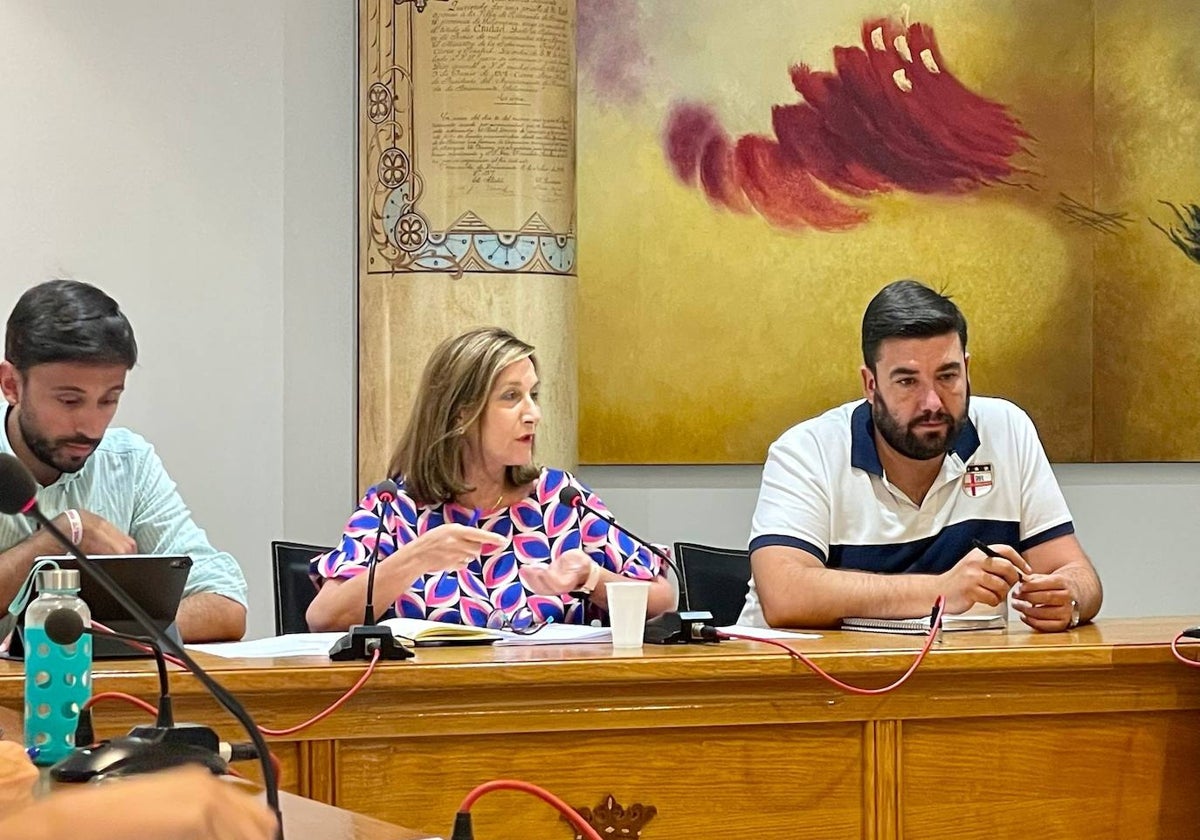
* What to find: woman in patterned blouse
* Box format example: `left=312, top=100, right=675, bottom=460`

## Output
left=306, top=327, right=675, bottom=631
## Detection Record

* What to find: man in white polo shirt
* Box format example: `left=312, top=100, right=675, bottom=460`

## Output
left=740, top=279, right=1102, bottom=631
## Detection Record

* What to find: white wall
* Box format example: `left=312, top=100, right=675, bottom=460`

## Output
left=0, top=3, right=1193, bottom=640
left=579, top=463, right=1200, bottom=620
left=281, top=3, right=356, bottom=548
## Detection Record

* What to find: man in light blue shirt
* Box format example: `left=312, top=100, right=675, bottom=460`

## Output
left=0, top=280, right=247, bottom=642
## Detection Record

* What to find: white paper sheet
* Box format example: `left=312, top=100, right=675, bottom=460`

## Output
left=187, top=632, right=344, bottom=659
left=492, top=623, right=612, bottom=646
left=187, top=623, right=820, bottom=658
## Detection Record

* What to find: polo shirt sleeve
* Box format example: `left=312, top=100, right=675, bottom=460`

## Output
left=129, top=444, right=248, bottom=607
left=1013, top=406, right=1075, bottom=550
left=749, top=428, right=832, bottom=564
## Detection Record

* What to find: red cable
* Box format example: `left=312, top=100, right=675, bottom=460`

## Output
left=90, top=620, right=188, bottom=669
left=719, top=595, right=946, bottom=695
left=255, top=648, right=382, bottom=737
left=458, top=779, right=604, bottom=840
left=84, top=690, right=159, bottom=715
left=84, top=649, right=382, bottom=741
left=1171, top=632, right=1200, bottom=668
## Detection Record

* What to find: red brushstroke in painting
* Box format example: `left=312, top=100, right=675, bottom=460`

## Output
left=664, top=16, right=1032, bottom=231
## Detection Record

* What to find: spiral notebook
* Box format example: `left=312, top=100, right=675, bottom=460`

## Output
left=841, top=612, right=1006, bottom=635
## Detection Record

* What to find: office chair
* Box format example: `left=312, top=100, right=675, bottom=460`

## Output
left=271, top=540, right=332, bottom=635
left=672, top=542, right=752, bottom=627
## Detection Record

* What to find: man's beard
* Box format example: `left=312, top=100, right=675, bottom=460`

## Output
left=872, top=390, right=968, bottom=461
left=17, top=410, right=100, bottom=475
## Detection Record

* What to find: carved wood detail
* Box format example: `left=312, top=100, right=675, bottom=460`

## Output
left=566, top=793, right=657, bottom=839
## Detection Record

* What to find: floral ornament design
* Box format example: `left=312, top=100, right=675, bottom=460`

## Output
left=379, top=147, right=410, bottom=189
left=396, top=0, right=451, bottom=10
left=395, top=212, right=429, bottom=252
left=367, top=83, right=392, bottom=124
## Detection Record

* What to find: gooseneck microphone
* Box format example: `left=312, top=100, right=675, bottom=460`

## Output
left=559, top=486, right=687, bottom=607
left=329, top=478, right=414, bottom=662
left=363, top=478, right=398, bottom=626
left=43, top=609, right=232, bottom=782
left=0, top=453, right=283, bottom=838
left=557, top=485, right=719, bottom=644
left=45, top=610, right=174, bottom=729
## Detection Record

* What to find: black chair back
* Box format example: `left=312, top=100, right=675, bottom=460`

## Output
left=271, top=540, right=332, bottom=635
left=672, top=542, right=752, bottom=627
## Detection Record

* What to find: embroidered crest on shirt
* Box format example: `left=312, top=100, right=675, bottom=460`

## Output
left=962, top=463, right=994, bottom=497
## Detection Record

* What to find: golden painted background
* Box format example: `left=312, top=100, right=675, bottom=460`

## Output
left=577, top=0, right=1200, bottom=463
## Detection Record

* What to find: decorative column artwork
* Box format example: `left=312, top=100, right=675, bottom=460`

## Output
left=364, top=0, right=575, bottom=276
left=358, top=0, right=577, bottom=490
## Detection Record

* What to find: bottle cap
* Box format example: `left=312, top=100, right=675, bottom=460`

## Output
left=36, top=568, right=81, bottom=593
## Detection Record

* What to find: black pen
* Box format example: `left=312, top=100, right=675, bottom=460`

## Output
left=971, top=538, right=1027, bottom=580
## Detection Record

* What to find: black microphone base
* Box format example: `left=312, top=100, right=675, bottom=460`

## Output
left=129, top=721, right=219, bottom=752
left=328, top=624, right=415, bottom=661
left=51, top=730, right=228, bottom=783
left=644, top=610, right=721, bottom=645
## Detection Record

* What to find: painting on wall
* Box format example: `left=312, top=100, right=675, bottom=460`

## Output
left=576, top=0, right=1200, bottom=464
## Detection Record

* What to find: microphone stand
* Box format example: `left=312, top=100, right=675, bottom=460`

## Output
left=329, top=485, right=413, bottom=662
left=561, top=489, right=719, bottom=645
left=44, top=613, right=230, bottom=782
left=17, top=505, right=285, bottom=838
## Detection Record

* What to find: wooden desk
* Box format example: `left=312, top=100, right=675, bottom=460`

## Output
left=4, top=617, right=1200, bottom=840
left=282, top=790, right=432, bottom=840
left=25, top=772, right=432, bottom=839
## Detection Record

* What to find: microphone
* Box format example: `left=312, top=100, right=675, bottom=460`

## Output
left=43, top=608, right=231, bottom=782
left=557, top=485, right=718, bottom=644
left=329, top=478, right=413, bottom=662
left=0, top=453, right=284, bottom=837
left=45, top=610, right=174, bottom=729
left=363, top=478, right=398, bottom=625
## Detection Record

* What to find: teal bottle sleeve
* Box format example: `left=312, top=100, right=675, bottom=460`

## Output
left=23, top=570, right=92, bottom=766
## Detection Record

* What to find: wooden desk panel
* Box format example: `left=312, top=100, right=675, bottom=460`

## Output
left=3, top=617, right=1200, bottom=840
left=335, top=723, right=865, bottom=839
left=901, top=711, right=1200, bottom=840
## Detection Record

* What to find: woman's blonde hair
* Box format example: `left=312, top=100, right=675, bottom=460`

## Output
left=388, top=326, right=541, bottom=505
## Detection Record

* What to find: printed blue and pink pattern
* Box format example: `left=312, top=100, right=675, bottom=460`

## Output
left=313, top=468, right=662, bottom=626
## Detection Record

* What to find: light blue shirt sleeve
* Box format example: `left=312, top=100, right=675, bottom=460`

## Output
left=127, top=442, right=248, bottom=607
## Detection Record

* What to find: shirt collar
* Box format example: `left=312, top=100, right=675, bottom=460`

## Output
left=849, top=400, right=981, bottom=477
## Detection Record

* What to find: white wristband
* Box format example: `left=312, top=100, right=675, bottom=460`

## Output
left=65, top=509, right=82, bottom=545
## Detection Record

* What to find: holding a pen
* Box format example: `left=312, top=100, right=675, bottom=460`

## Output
left=971, top=539, right=1028, bottom=581
left=935, top=539, right=1031, bottom=619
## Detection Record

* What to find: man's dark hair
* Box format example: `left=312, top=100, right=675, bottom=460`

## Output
left=861, top=279, right=968, bottom=370
left=5, top=279, right=138, bottom=372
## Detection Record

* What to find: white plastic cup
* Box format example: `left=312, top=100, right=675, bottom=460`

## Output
left=606, top=581, right=651, bottom=649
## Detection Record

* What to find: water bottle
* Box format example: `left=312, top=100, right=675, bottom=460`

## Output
left=24, top=568, right=91, bottom=765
